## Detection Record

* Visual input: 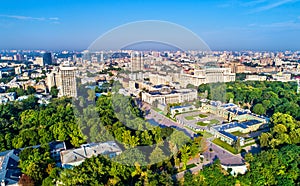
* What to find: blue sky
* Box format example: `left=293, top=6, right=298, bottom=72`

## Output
left=0, top=0, right=300, bottom=51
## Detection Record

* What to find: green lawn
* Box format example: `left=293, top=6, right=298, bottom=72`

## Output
left=196, top=121, right=208, bottom=126
left=196, top=119, right=219, bottom=126
left=244, top=137, right=254, bottom=142
left=166, top=114, right=177, bottom=122
left=212, top=138, right=238, bottom=154
left=209, top=119, right=220, bottom=125
left=242, top=142, right=256, bottom=148
left=199, top=114, right=208, bottom=118
left=186, top=163, right=197, bottom=169
left=231, top=131, right=245, bottom=137
left=203, top=131, right=213, bottom=138
left=185, top=115, right=196, bottom=120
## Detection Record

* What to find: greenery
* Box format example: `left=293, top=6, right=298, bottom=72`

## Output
left=240, top=145, right=300, bottom=185
left=199, top=81, right=300, bottom=118
left=202, top=131, right=213, bottom=138
left=199, top=113, right=207, bottom=118
left=186, top=163, right=197, bottom=169
left=185, top=115, right=195, bottom=120
left=196, top=121, right=207, bottom=126
left=19, top=145, right=55, bottom=185
left=209, top=119, right=220, bottom=125
left=260, top=112, right=300, bottom=149
left=235, top=73, right=248, bottom=81
left=184, top=113, right=207, bottom=120
left=231, top=131, right=246, bottom=137
left=50, top=86, right=59, bottom=98
left=0, top=97, right=85, bottom=152
left=0, top=80, right=299, bottom=185
left=0, top=74, right=15, bottom=84
left=212, top=138, right=238, bottom=154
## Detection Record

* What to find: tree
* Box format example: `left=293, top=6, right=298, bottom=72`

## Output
left=260, top=113, right=300, bottom=149
left=50, top=86, right=59, bottom=98
left=18, top=174, right=35, bottom=186
left=186, top=84, right=195, bottom=89
left=19, top=147, right=54, bottom=184
left=87, top=89, right=95, bottom=101
left=240, top=145, right=300, bottom=185
left=234, top=138, right=241, bottom=153
left=114, top=148, right=146, bottom=166
left=180, top=144, right=191, bottom=170
left=226, top=92, right=234, bottom=102
left=198, top=137, right=208, bottom=153
left=260, top=132, right=271, bottom=147
left=7, top=87, right=25, bottom=97
left=26, top=86, right=36, bottom=95
left=149, top=147, right=168, bottom=165
left=252, top=103, right=266, bottom=115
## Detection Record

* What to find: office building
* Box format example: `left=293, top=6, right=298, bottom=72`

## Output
left=47, top=64, right=77, bottom=97
left=43, top=52, right=52, bottom=65
left=180, top=68, right=235, bottom=87
left=34, top=57, right=44, bottom=66
left=131, top=52, right=144, bottom=72
left=142, top=86, right=197, bottom=105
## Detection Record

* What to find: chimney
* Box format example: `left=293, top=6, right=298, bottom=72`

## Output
left=83, top=146, right=87, bottom=157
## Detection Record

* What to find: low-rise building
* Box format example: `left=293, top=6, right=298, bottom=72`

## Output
left=180, top=68, right=236, bottom=87
left=245, top=75, right=267, bottom=81
left=60, top=141, right=122, bottom=169
left=203, top=101, right=268, bottom=146
left=0, top=149, right=21, bottom=186
left=0, top=92, right=16, bottom=104
left=221, top=164, right=247, bottom=176
left=170, top=105, right=198, bottom=117
left=142, top=87, right=197, bottom=105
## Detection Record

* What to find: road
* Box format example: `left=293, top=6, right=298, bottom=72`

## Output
left=145, top=109, right=197, bottom=138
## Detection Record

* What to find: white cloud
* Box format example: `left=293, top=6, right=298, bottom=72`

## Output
left=241, top=0, right=267, bottom=7
left=250, top=0, right=299, bottom=13
left=0, top=14, right=60, bottom=22
left=248, top=20, right=300, bottom=30
left=49, top=17, right=59, bottom=21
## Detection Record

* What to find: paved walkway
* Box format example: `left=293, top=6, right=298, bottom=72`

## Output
left=205, top=137, right=244, bottom=165
left=145, top=109, right=197, bottom=138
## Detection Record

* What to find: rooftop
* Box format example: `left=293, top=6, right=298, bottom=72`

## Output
left=219, top=131, right=238, bottom=141
left=0, top=150, right=21, bottom=185
left=60, top=141, right=122, bottom=167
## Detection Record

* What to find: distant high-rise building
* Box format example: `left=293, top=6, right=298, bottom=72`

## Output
left=15, top=67, right=22, bottom=75
left=34, top=57, right=44, bottom=66
left=13, top=54, right=22, bottom=61
left=47, top=64, right=77, bottom=97
left=91, top=56, right=98, bottom=63
left=100, top=52, right=104, bottom=62
left=43, top=52, right=52, bottom=65
left=297, top=79, right=300, bottom=94
left=131, top=52, right=144, bottom=72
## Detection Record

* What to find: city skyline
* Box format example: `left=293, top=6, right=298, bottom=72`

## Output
left=0, top=0, right=300, bottom=51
